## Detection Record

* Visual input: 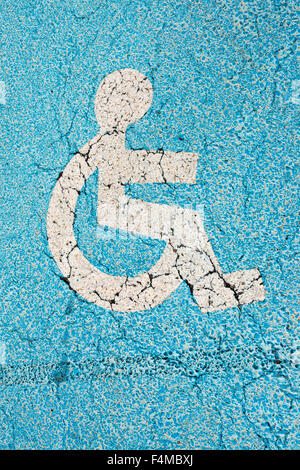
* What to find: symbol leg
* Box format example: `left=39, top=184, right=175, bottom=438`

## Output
left=224, top=268, right=265, bottom=306
left=174, top=227, right=265, bottom=312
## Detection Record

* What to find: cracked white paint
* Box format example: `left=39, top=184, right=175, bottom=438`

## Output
left=47, top=68, right=265, bottom=312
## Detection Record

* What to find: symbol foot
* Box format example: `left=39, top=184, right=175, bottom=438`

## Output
left=193, top=268, right=265, bottom=313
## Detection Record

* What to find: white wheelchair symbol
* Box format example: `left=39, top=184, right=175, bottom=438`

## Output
left=47, top=69, right=265, bottom=312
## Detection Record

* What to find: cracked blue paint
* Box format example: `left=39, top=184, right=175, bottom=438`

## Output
left=0, top=0, right=299, bottom=450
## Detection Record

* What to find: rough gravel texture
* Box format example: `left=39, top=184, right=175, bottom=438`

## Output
left=0, top=0, right=299, bottom=450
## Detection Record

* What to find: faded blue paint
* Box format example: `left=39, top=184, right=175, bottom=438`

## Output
left=0, top=0, right=299, bottom=450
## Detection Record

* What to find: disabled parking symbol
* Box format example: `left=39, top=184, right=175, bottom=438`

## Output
left=47, top=69, right=265, bottom=312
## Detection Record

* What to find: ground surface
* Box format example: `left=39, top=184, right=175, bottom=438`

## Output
left=0, top=0, right=299, bottom=450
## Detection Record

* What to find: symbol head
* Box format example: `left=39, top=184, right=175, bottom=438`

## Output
left=95, top=68, right=153, bottom=132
